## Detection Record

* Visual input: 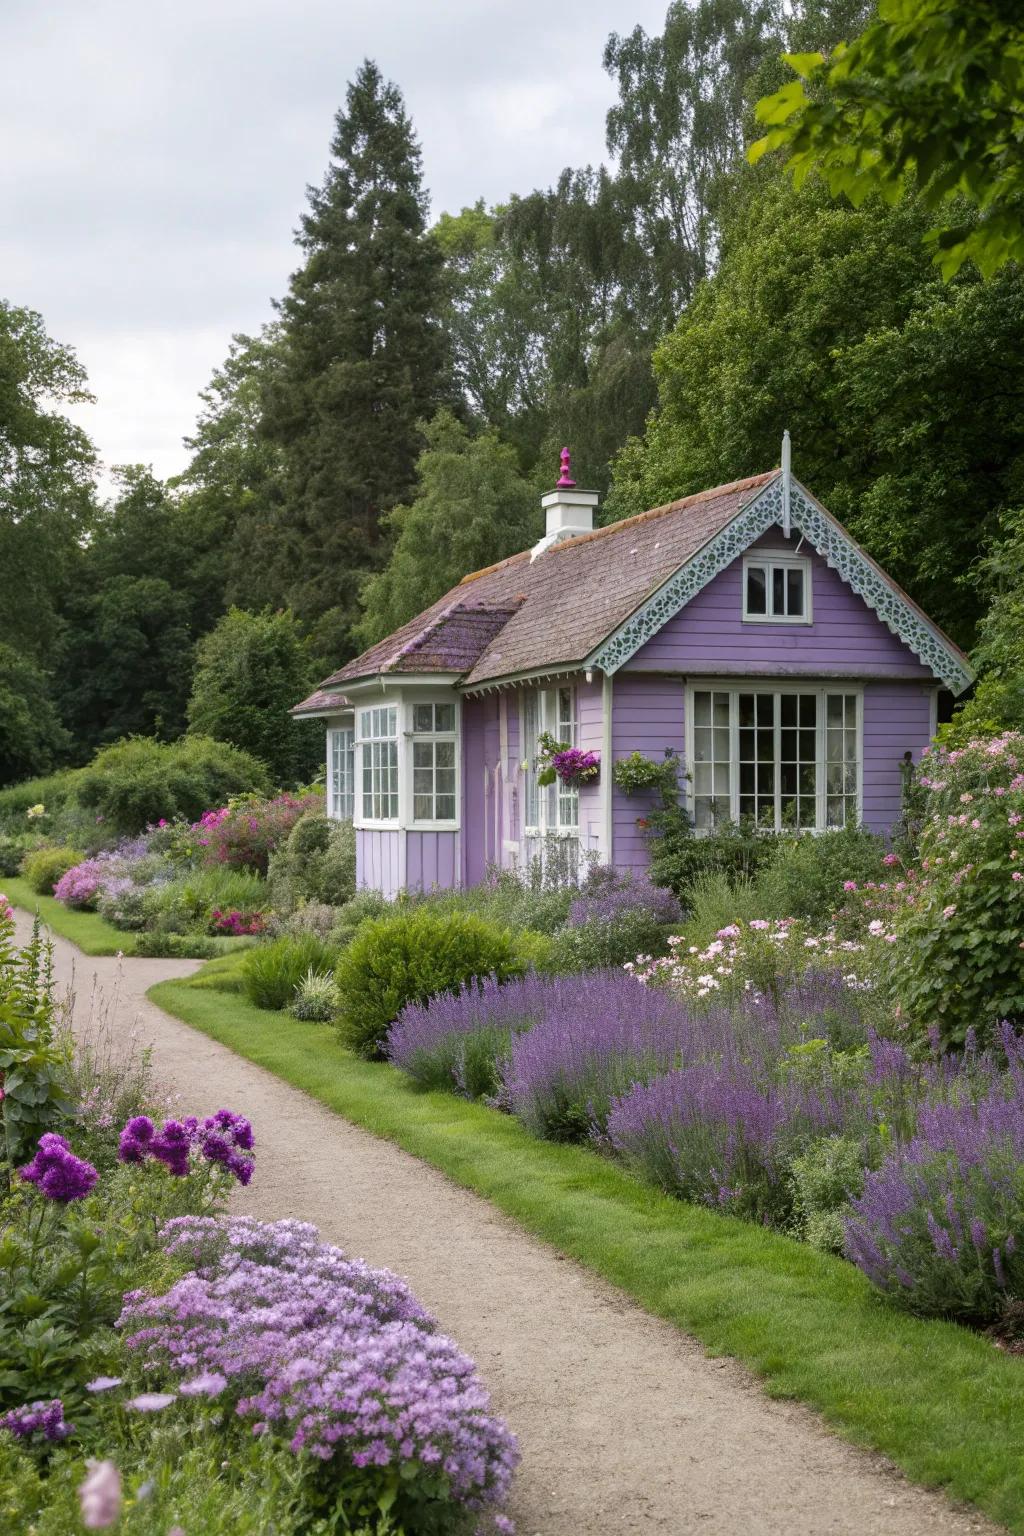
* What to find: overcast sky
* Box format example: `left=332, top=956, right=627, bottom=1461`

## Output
left=2, top=0, right=668, bottom=490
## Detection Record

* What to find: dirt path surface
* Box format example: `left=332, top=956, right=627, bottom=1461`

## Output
left=24, top=912, right=998, bottom=1536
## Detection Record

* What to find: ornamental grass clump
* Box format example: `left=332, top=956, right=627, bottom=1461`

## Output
left=120, top=1215, right=519, bottom=1531
left=844, top=1024, right=1024, bottom=1322
left=501, top=970, right=699, bottom=1141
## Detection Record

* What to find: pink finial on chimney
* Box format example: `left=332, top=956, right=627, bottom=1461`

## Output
left=556, top=447, right=576, bottom=488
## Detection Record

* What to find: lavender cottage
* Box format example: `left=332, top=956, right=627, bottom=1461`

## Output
left=293, top=444, right=974, bottom=898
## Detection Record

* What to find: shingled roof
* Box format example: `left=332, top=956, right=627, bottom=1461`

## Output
left=317, top=471, right=775, bottom=694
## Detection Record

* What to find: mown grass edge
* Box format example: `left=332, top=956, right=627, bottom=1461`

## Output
left=150, top=973, right=1023, bottom=1532
left=5, top=875, right=139, bottom=955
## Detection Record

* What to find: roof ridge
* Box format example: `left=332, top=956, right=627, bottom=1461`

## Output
left=458, top=548, right=531, bottom=586
left=551, top=470, right=778, bottom=554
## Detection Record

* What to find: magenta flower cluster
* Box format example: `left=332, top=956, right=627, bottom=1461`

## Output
left=210, top=907, right=266, bottom=936
left=19, top=1133, right=98, bottom=1202
left=550, top=747, right=600, bottom=786
left=119, top=1215, right=518, bottom=1518
left=118, top=1109, right=254, bottom=1185
left=0, top=1398, right=73, bottom=1442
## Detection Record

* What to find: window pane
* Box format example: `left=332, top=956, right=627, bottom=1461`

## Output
left=772, top=567, right=785, bottom=613
left=713, top=727, right=729, bottom=760
left=413, top=742, right=432, bottom=769
left=435, top=703, right=454, bottom=732
left=694, top=762, right=713, bottom=796
left=799, top=695, right=817, bottom=726
left=713, top=693, right=730, bottom=726
left=435, top=739, right=455, bottom=768
left=414, top=794, right=432, bottom=819
left=694, top=691, right=711, bottom=727
left=413, top=704, right=433, bottom=733
left=738, top=694, right=755, bottom=727
left=694, top=728, right=712, bottom=763
left=787, top=568, right=804, bottom=616
left=781, top=694, right=797, bottom=727
left=436, top=768, right=456, bottom=795
left=746, top=567, right=767, bottom=614
left=436, top=796, right=456, bottom=821
left=827, top=694, right=843, bottom=726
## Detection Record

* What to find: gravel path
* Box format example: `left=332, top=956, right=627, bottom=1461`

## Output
left=25, top=912, right=998, bottom=1536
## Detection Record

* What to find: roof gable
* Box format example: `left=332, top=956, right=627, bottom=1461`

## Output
left=587, top=475, right=974, bottom=694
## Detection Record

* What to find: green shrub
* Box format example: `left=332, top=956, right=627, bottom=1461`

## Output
left=21, top=844, right=84, bottom=895
left=329, top=889, right=394, bottom=949
left=335, top=909, right=524, bottom=1059
left=757, top=825, right=887, bottom=920
left=242, top=933, right=338, bottom=1011
left=267, top=810, right=356, bottom=910
left=0, top=831, right=42, bottom=877
left=133, top=931, right=218, bottom=959
left=647, top=808, right=778, bottom=904
left=290, top=966, right=337, bottom=1022
left=146, top=866, right=268, bottom=936
left=788, top=1135, right=870, bottom=1252
left=74, top=735, right=271, bottom=837
left=0, top=768, right=81, bottom=826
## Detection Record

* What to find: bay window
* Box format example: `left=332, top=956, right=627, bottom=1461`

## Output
left=327, top=726, right=354, bottom=820
left=689, top=685, right=860, bottom=832
left=359, top=705, right=399, bottom=823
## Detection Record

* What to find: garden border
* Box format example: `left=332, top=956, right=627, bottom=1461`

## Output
left=5, top=875, right=140, bottom=955
left=152, top=970, right=1024, bottom=1533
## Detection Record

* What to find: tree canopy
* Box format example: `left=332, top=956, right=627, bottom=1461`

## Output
left=751, top=0, right=1024, bottom=278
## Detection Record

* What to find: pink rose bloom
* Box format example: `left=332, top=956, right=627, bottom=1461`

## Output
left=79, top=1461, right=121, bottom=1529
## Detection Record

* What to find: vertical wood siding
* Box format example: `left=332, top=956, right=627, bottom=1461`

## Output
left=406, top=831, right=461, bottom=892
left=462, top=695, right=490, bottom=887
left=577, top=673, right=604, bottom=860
left=356, top=829, right=403, bottom=900
left=611, top=674, right=686, bottom=873
left=862, top=681, right=935, bottom=833
left=632, top=532, right=934, bottom=679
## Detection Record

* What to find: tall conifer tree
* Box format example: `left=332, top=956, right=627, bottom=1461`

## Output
left=263, top=61, right=451, bottom=665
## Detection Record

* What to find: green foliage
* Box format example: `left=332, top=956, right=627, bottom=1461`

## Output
left=261, top=60, right=452, bottom=664
left=132, top=931, right=218, bottom=959
left=0, top=917, right=71, bottom=1172
left=684, top=871, right=767, bottom=938
left=74, top=735, right=270, bottom=837
left=0, top=833, right=41, bottom=878
left=647, top=808, right=777, bottom=905
left=21, top=846, right=83, bottom=897
left=788, top=1135, right=869, bottom=1253
left=612, top=750, right=683, bottom=805
left=335, top=909, right=524, bottom=1059
left=0, top=770, right=81, bottom=826
left=758, top=825, right=887, bottom=920
left=893, top=734, right=1024, bottom=1046
left=146, top=866, right=267, bottom=938
left=267, top=809, right=357, bottom=912
left=0, top=644, right=70, bottom=787
left=356, top=411, right=538, bottom=646
left=242, top=933, right=338, bottom=1012
left=329, top=889, right=395, bottom=950
left=947, top=505, right=1024, bottom=743
left=751, top=0, right=1024, bottom=279
left=608, top=175, right=1024, bottom=644
left=0, top=301, right=96, bottom=674
left=186, top=608, right=321, bottom=785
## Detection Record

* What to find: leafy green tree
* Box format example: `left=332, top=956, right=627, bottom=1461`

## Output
left=751, top=0, right=1024, bottom=278
left=946, top=507, right=1024, bottom=741
left=58, top=468, right=204, bottom=750
left=0, top=302, right=96, bottom=668
left=186, top=608, right=321, bottom=786
left=0, top=644, right=70, bottom=785
left=262, top=61, right=452, bottom=666
left=356, top=412, right=539, bottom=646
left=608, top=176, right=1024, bottom=644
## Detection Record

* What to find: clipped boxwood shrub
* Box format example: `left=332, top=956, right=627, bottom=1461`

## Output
left=242, top=933, right=338, bottom=1011
left=21, top=845, right=84, bottom=896
left=74, top=735, right=270, bottom=837
left=334, top=909, right=524, bottom=1059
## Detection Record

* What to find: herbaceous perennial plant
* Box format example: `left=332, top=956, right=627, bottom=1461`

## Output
left=119, top=1215, right=519, bottom=1532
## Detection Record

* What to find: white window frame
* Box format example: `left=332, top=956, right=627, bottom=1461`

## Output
left=327, top=724, right=355, bottom=821
left=685, top=681, right=863, bottom=834
left=742, top=551, right=813, bottom=625
left=522, top=684, right=579, bottom=840
left=406, top=698, right=460, bottom=830
left=355, top=703, right=400, bottom=828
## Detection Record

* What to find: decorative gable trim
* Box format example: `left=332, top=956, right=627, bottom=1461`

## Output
left=587, top=476, right=974, bottom=694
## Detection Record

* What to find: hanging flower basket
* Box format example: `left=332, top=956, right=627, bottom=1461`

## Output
left=536, top=732, right=600, bottom=788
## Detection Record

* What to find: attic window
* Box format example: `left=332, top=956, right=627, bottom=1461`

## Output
left=743, top=554, right=811, bottom=624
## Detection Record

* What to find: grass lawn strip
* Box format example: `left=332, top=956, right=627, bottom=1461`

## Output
left=5, top=874, right=140, bottom=955
left=152, top=972, right=1024, bottom=1534
left=5, top=876, right=253, bottom=960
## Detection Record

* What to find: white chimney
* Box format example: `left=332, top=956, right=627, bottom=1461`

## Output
left=530, top=448, right=600, bottom=561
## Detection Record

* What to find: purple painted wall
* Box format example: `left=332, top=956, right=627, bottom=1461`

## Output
left=357, top=828, right=402, bottom=900
left=462, top=695, right=490, bottom=887
left=862, top=681, right=934, bottom=833
left=406, top=831, right=461, bottom=892
left=611, top=673, right=686, bottom=873
left=632, top=532, right=933, bottom=680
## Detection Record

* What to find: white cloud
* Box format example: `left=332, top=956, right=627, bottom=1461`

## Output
left=1, top=0, right=668, bottom=484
